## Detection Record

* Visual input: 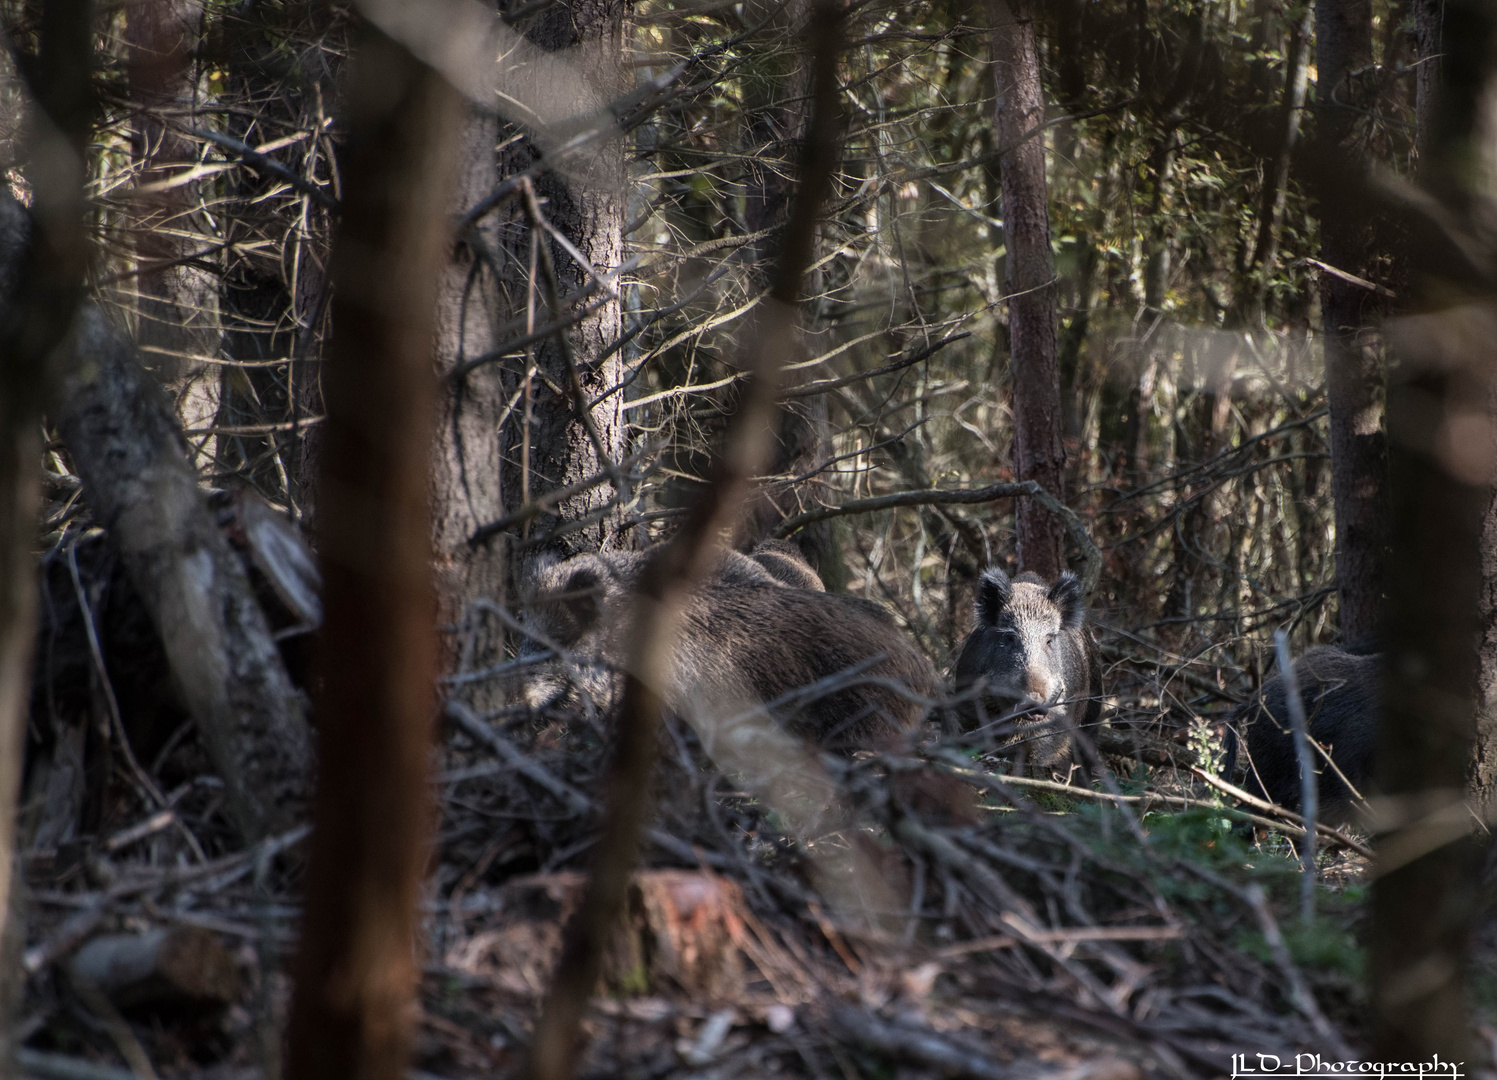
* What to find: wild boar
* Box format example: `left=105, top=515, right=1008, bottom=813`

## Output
left=519, top=546, right=938, bottom=751
left=950, top=567, right=1102, bottom=766
left=1223, top=646, right=1378, bottom=821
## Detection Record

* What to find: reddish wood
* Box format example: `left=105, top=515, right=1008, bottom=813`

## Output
left=282, top=24, right=460, bottom=1080
left=988, top=0, right=1066, bottom=578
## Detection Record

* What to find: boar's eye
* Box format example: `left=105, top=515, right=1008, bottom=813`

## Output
left=1045, top=632, right=1059, bottom=649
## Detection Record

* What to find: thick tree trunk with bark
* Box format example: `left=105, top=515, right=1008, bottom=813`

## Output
left=988, top=0, right=1066, bottom=578
left=1476, top=475, right=1497, bottom=813
left=493, top=0, right=631, bottom=555
left=284, top=24, right=459, bottom=1080
left=431, top=109, right=508, bottom=692
left=0, top=188, right=54, bottom=1080
left=432, top=0, right=632, bottom=697
left=1316, top=0, right=1389, bottom=644
left=124, top=0, right=221, bottom=469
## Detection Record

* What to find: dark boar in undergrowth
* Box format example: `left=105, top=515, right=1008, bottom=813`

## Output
left=951, top=567, right=1102, bottom=766
left=1223, top=646, right=1378, bottom=822
left=520, top=545, right=938, bottom=751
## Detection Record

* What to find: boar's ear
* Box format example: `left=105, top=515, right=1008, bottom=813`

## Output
left=975, top=568, right=1012, bottom=625
left=548, top=564, right=602, bottom=643
left=1048, top=572, right=1085, bottom=630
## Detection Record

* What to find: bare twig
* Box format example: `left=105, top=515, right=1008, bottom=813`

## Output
left=188, top=127, right=340, bottom=210
left=1273, top=630, right=1317, bottom=923
left=774, top=478, right=1102, bottom=591
left=444, top=700, right=594, bottom=816
left=1187, top=767, right=1372, bottom=857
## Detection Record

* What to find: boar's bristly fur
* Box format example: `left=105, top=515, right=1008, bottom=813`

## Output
left=749, top=538, right=826, bottom=591
left=1223, top=646, right=1378, bottom=822
left=951, top=566, right=1102, bottom=765
left=520, top=547, right=937, bottom=751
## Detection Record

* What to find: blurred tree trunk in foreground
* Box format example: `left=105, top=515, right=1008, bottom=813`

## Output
left=0, top=0, right=94, bottom=1064
left=738, top=0, right=845, bottom=589
left=988, top=0, right=1065, bottom=578
left=283, top=20, right=459, bottom=1080
left=1371, top=0, right=1494, bottom=1059
left=124, top=0, right=221, bottom=471
left=1316, top=0, right=1389, bottom=644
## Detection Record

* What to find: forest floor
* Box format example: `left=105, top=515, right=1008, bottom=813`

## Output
left=19, top=503, right=1495, bottom=1080
left=18, top=641, right=1453, bottom=1080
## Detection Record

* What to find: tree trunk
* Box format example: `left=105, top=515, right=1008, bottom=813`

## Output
left=1316, top=0, right=1389, bottom=644
left=988, top=0, right=1066, bottom=578
left=494, top=0, right=631, bottom=555
left=0, top=189, right=60, bottom=1080
left=1414, top=0, right=1442, bottom=162
left=124, top=0, right=221, bottom=472
left=1237, top=0, right=1311, bottom=323
left=1371, top=0, right=1497, bottom=1057
left=431, top=109, right=509, bottom=696
left=1373, top=311, right=1484, bottom=1063
left=433, top=0, right=633, bottom=696
left=0, top=4, right=95, bottom=1064
left=283, top=23, right=459, bottom=1080
left=740, top=5, right=844, bottom=588
left=1476, top=471, right=1497, bottom=814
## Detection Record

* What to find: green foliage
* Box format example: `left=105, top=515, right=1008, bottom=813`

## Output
left=1236, top=915, right=1365, bottom=982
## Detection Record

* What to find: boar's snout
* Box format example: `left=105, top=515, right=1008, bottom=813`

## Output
left=1023, top=663, right=1058, bottom=708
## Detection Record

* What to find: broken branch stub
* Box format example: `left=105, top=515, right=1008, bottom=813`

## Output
left=50, top=304, right=311, bottom=842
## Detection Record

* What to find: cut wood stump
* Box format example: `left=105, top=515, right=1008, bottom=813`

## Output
left=444, top=870, right=757, bottom=1001
left=67, top=926, right=240, bottom=1013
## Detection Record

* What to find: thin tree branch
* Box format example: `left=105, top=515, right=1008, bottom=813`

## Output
left=774, top=478, right=1102, bottom=591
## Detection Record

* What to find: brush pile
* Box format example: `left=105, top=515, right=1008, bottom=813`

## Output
left=14, top=509, right=1369, bottom=1080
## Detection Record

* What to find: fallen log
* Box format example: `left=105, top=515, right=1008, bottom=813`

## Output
left=67, top=926, right=239, bottom=1012
left=42, top=294, right=311, bottom=841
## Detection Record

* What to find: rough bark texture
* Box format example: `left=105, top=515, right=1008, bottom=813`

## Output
left=124, top=0, right=221, bottom=468
left=433, top=0, right=632, bottom=697
left=494, top=0, right=631, bottom=553
left=283, top=26, right=458, bottom=1080
left=431, top=109, right=508, bottom=690
left=1414, top=0, right=1442, bottom=162
left=1316, top=0, right=1388, bottom=644
left=51, top=303, right=310, bottom=843
left=988, top=0, right=1066, bottom=578
left=1475, top=470, right=1497, bottom=814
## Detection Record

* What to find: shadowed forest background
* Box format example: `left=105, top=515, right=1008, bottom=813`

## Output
left=1, top=0, right=1497, bottom=1075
